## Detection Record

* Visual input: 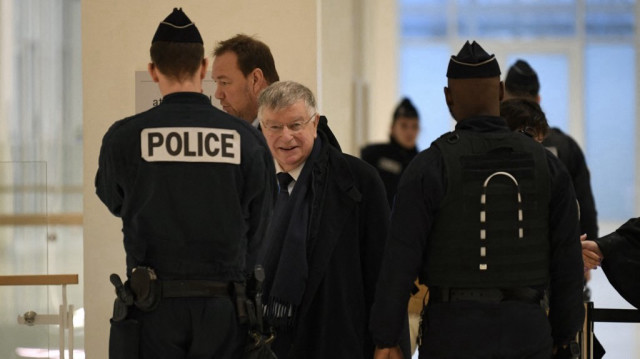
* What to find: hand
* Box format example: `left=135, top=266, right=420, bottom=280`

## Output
left=373, top=346, right=404, bottom=359
left=581, top=234, right=603, bottom=270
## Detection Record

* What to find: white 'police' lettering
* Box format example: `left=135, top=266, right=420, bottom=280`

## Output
left=141, top=127, right=241, bottom=164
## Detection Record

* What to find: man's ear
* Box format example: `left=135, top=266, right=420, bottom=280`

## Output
left=199, top=58, right=209, bottom=80
left=148, top=63, right=160, bottom=83
left=250, top=68, right=266, bottom=92
left=444, top=86, right=453, bottom=107
left=312, top=113, right=319, bottom=138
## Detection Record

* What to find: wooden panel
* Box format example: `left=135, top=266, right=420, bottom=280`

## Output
left=0, top=213, right=83, bottom=226
left=0, top=274, right=79, bottom=286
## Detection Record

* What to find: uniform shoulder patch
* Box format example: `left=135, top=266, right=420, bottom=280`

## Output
left=141, top=127, right=241, bottom=164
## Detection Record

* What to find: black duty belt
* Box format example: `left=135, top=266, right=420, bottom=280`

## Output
left=429, top=287, right=543, bottom=304
left=162, top=280, right=231, bottom=298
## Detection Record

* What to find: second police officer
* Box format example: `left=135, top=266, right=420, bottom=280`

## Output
left=369, top=41, right=584, bottom=359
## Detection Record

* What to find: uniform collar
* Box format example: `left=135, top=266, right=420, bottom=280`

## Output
left=389, top=135, right=418, bottom=154
left=161, top=92, right=211, bottom=105
left=455, top=115, right=509, bottom=133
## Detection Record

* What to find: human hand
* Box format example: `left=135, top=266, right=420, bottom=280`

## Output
left=373, top=346, right=404, bottom=359
left=581, top=234, right=603, bottom=270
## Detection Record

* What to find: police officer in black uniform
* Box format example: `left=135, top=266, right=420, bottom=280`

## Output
left=361, top=98, right=420, bottom=207
left=505, top=59, right=598, bottom=304
left=95, top=8, right=275, bottom=359
left=504, top=59, right=599, bottom=246
left=369, top=41, right=584, bottom=359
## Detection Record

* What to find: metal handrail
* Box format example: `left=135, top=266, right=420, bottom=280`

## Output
left=580, top=301, right=640, bottom=359
left=0, top=213, right=83, bottom=226
left=0, top=274, right=78, bottom=286
left=0, top=274, right=79, bottom=359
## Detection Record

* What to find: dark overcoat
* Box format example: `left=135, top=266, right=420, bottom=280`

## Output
left=596, top=217, right=640, bottom=308
left=283, top=126, right=393, bottom=359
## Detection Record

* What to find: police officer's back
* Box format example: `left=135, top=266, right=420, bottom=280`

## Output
left=504, top=59, right=598, bottom=245
left=369, top=41, right=584, bottom=359
left=95, top=8, right=275, bottom=358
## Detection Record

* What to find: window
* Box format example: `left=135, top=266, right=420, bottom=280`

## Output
left=0, top=0, right=83, bottom=356
left=399, top=0, right=637, bottom=223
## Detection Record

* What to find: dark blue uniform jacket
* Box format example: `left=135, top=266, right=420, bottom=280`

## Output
left=95, top=92, right=275, bottom=282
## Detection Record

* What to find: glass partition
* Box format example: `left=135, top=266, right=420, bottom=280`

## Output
left=0, top=161, right=84, bottom=358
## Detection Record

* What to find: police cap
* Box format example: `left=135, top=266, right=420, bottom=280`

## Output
left=152, top=8, right=203, bottom=44
left=447, top=41, right=501, bottom=79
left=505, top=59, right=540, bottom=96
left=393, top=98, right=419, bottom=119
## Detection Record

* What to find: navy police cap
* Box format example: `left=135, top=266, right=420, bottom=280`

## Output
left=152, top=8, right=203, bottom=44
left=447, top=41, right=501, bottom=79
left=505, top=59, right=540, bottom=95
left=394, top=98, right=419, bottom=119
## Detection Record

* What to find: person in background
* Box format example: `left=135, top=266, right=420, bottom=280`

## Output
left=95, top=9, right=275, bottom=358
left=212, top=34, right=279, bottom=126
left=582, top=217, right=640, bottom=308
left=361, top=98, right=420, bottom=207
left=500, top=98, right=550, bottom=143
left=504, top=59, right=598, bottom=250
left=258, top=81, right=400, bottom=359
left=581, top=217, right=640, bottom=358
left=370, top=41, right=584, bottom=359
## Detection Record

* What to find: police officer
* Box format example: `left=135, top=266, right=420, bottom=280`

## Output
left=504, top=59, right=599, bottom=246
left=369, top=41, right=584, bottom=359
left=95, top=8, right=275, bottom=359
left=361, top=98, right=420, bottom=207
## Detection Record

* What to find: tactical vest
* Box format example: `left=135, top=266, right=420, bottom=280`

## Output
left=424, top=130, right=551, bottom=288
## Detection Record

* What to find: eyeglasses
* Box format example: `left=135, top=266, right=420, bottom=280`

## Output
left=261, top=113, right=317, bottom=134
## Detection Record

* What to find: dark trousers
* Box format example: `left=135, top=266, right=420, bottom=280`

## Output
left=419, top=301, right=553, bottom=359
left=128, top=297, right=246, bottom=359
left=270, top=328, right=295, bottom=358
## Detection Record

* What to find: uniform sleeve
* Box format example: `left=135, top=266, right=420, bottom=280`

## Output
left=360, top=145, right=375, bottom=166
left=546, top=154, right=585, bottom=346
left=565, top=136, right=599, bottom=242
left=369, top=148, right=445, bottom=347
left=242, top=142, right=277, bottom=277
left=357, top=160, right=392, bottom=355
left=358, top=161, right=391, bottom=318
left=95, top=128, right=125, bottom=217
left=595, top=218, right=640, bottom=308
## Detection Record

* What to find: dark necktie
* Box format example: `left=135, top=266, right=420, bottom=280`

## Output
left=276, top=172, right=294, bottom=200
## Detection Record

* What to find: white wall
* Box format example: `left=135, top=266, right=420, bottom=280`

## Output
left=319, top=0, right=398, bottom=155
left=82, top=1, right=317, bottom=357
